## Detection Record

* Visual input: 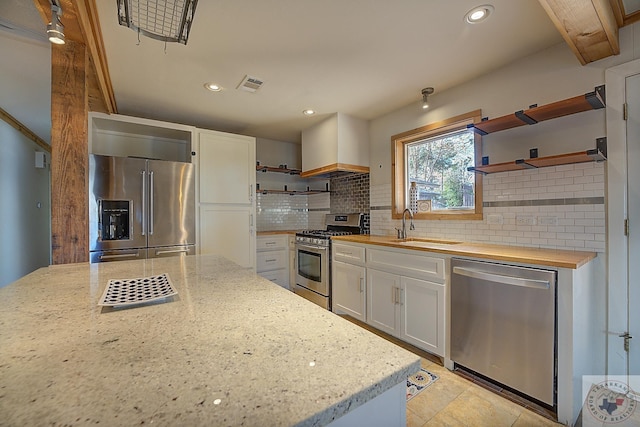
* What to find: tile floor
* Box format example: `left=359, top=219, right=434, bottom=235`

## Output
left=407, top=357, right=561, bottom=427
left=341, top=316, right=562, bottom=427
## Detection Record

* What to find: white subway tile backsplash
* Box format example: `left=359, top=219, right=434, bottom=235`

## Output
left=370, top=162, right=605, bottom=253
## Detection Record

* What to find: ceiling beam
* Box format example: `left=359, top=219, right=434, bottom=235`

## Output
left=32, top=0, right=116, bottom=113
left=538, top=0, right=620, bottom=65
left=0, top=107, right=51, bottom=153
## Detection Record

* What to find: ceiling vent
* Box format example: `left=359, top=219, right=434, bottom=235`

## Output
left=237, top=75, right=264, bottom=93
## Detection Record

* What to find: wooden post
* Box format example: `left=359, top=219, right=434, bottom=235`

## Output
left=50, top=40, right=89, bottom=264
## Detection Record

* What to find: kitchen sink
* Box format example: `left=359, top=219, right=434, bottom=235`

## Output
left=390, top=237, right=462, bottom=245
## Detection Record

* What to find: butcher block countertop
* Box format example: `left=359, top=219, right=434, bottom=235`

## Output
left=0, top=255, right=419, bottom=426
left=332, top=235, right=597, bottom=269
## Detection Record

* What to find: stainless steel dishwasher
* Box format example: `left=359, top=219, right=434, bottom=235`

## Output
left=450, top=258, right=557, bottom=407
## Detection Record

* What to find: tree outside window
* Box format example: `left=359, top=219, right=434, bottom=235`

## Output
left=392, top=110, right=483, bottom=220
left=406, top=130, right=475, bottom=210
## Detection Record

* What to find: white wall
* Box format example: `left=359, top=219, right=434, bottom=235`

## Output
left=0, top=120, right=51, bottom=287
left=368, top=23, right=640, bottom=252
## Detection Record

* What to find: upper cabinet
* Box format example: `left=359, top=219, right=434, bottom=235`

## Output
left=198, top=130, right=256, bottom=205
left=301, top=113, right=370, bottom=178
left=89, top=112, right=195, bottom=162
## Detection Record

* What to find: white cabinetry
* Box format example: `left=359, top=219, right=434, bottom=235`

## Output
left=366, top=268, right=398, bottom=334
left=366, top=247, right=446, bottom=356
left=197, top=130, right=256, bottom=269
left=89, top=112, right=194, bottom=161
left=331, top=241, right=446, bottom=356
left=332, top=242, right=366, bottom=322
left=366, top=270, right=445, bottom=355
left=257, top=235, right=289, bottom=289
left=400, top=276, right=445, bottom=355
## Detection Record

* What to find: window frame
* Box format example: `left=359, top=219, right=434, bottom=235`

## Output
left=391, top=110, right=483, bottom=220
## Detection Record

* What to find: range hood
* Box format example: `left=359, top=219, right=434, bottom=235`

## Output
left=301, top=113, right=370, bottom=178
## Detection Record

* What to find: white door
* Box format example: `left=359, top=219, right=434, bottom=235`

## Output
left=366, top=268, right=399, bottom=336
left=332, top=261, right=366, bottom=322
left=626, top=73, right=640, bottom=380
left=198, top=131, right=255, bottom=205
left=200, top=206, right=255, bottom=269
left=401, top=276, right=445, bottom=356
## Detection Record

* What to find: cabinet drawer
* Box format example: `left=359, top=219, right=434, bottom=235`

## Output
left=257, top=235, right=287, bottom=251
left=333, top=243, right=366, bottom=264
left=258, top=269, right=288, bottom=288
left=257, top=250, right=287, bottom=271
left=367, top=247, right=445, bottom=282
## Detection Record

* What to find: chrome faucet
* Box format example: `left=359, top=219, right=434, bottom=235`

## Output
left=397, top=208, right=415, bottom=240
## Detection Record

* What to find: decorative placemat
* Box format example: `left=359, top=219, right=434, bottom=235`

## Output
left=98, top=273, right=177, bottom=307
left=407, top=368, right=439, bottom=401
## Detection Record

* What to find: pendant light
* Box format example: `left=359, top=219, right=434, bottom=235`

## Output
left=421, top=87, right=434, bottom=109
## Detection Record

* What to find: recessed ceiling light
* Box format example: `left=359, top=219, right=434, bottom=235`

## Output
left=465, top=4, right=494, bottom=24
left=204, top=82, right=222, bottom=92
left=302, top=109, right=315, bottom=116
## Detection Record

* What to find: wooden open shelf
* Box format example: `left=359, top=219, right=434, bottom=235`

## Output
left=468, top=138, right=607, bottom=175
left=256, top=164, right=301, bottom=175
left=256, top=189, right=329, bottom=195
left=256, top=163, right=331, bottom=195
left=468, top=85, right=605, bottom=136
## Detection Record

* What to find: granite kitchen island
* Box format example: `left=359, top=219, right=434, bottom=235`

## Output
left=0, top=255, right=419, bottom=426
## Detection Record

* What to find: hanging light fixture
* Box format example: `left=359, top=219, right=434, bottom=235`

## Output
left=117, top=0, right=199, bottom=45
left=47, top=3, right=65, bottom=45
left=421, top=87, right=434, bottom=109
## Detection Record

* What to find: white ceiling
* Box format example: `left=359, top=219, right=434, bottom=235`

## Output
left=2, top=0, right=564, bottom=144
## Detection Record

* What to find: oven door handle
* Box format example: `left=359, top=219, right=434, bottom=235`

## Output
left=295, top=243, right=328, bottom=253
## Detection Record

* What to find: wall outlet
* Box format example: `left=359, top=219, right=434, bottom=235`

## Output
left=487, top=214, right=504, bottom=225
left=539, top=216, right=558, bottom=226
left=516, top=215, right=536, bottom=226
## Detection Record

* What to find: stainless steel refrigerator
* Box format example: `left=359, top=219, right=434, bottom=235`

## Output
left=89, top=154, right=195, bottom=263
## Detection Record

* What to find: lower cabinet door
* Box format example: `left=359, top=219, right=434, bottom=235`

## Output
left=366, top=268, right=400, bottom=336
left=332, top=261, right=366, bottom=322
left=401, top=276, right=445, bottom=356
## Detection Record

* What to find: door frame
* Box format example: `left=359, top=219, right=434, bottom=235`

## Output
left=605, top=58, right=640, bottom=374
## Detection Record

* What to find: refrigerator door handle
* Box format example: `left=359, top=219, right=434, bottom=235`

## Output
left=154, top=248, right=189, bottom=256
left=141, top=170, right=146, bottom=236
left=100, top=252, right=140, bottom=260
left=149, top=171, right=154, bottom=235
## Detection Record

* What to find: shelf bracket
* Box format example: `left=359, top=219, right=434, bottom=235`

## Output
left=587, top=137, right=607, bottom=161
left=467, top=166, right=487, bottom=175
left=586, top=85, right=606, bottom=109
left=515, top=159, right=538, bottom=169
left=515, top=110, right=538, bottom=125
left=467, top=123, right=487, bottom=136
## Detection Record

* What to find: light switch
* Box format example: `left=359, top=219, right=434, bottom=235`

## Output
left=35, top=152, right=46, bottom=169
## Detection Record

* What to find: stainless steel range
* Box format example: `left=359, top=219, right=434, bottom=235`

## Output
left=294, top=213, right=367, bottom=309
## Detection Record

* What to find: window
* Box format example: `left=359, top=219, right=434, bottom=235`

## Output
left=392, top=110, right=483, bottom=220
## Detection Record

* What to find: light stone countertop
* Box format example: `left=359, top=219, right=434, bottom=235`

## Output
left=332, top=235, right=597, bottom=269
left=0, top=255, right=419, bottom=426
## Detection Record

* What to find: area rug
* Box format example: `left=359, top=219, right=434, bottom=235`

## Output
left=407, top=368, right=439, bottom=401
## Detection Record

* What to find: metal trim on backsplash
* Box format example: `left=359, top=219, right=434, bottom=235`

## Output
left=483, top=197, right=604, bottom=208
left=370, top=197, right=603, bottom=212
